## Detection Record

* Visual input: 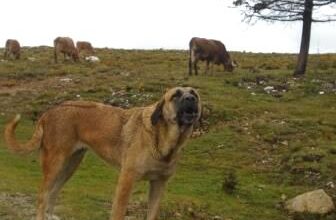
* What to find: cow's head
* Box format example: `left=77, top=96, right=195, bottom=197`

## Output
left=224, top=60, right=238, bottom=72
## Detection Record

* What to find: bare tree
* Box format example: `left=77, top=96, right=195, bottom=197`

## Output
left=233, top=0, right=336, bottom=76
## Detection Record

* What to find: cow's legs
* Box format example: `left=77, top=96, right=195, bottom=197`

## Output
left=210, top=63, right=214, bottom=75
left=147, top=179, right=167, bottom=220
left=188, top=55, right=192, bottom=75
left=189, top=49, right=196, bottom=76
left=205, top=60, right=210, bottom=74
left=193, top=60, right=198, bottom=75
left=54, top=50, right=58, bottom=63
left=189, top=48, right=193, bottom=76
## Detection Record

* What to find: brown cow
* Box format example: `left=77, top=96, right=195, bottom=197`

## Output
left=189, top=37, right=236, bottom=75
left=76, top=41, right=94, bottom=55
left=54, top=37, right=79, bottom=63
left=4, top=39, right=21, bottom=60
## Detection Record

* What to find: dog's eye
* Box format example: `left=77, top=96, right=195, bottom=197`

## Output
left=171, top=89, right=182, bottom=100
left=189, top=90, right=199, bottom=100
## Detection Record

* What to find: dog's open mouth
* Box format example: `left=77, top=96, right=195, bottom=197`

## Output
left=179, top=108, right=198, bottom=125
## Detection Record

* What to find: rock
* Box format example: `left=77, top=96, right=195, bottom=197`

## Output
left=326, top=181, right=335, bottom=189
left=264, top=86, right=274, bottom=94
left=174, top=212, right=182, bottom=218
left=121, top=71, right=130, bottom=77
left=27, top=57, right=36, bottom=62
left=59, top=77, right=72, bottom=83
left=47, top=214, right=60, bottom=220
left=85, top=56, right=100, bottom=62
left=281, top=194, right=287, bottom=201
left=187, top=207, right=194, bottom=214
left=280, top=140, right=289, bottom=146
left=285, top=189, right=335, bottom=214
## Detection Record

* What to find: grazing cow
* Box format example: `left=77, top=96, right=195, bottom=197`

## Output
left=189, top=37, right=236, bottom=75
left=76, top=41, right=94, bottom=55
left=54, top=37, right=79, bottom=63
left=4, top=39, right=21, bottom=60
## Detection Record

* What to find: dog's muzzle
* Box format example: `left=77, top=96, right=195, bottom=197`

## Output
left=177, top=94, right=199, bottom=126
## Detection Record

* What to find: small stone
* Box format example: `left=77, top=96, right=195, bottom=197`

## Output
left=60, top=78, right=72, bottom=83
left=326, top=181, right=335, bottom=189
left=27, top=57, right=36, bottom=62
left=85, top=56, right=100, bottom=62
left=280, top=140, right=289, bottom=146
left=281, top=194, right=287, bottom=201
left=264, top=86, right=274, bottom=94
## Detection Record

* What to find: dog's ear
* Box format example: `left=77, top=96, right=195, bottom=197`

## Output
left=151, top=100, right=164, bottom=125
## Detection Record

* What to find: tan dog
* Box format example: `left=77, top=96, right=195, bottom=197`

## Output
left=4, top=87, right=201, bottom=220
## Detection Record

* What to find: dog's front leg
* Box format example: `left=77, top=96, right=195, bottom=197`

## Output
left=110, top=168, right=136, bottom=220
left=147, top=179, right=167, bottom=220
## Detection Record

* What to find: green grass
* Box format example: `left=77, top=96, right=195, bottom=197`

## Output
left=0, top=47, right=336, bottom=219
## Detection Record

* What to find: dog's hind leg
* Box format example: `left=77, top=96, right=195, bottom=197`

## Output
left=36, top=147, right=86, bottom=220
left=47, top=148, right=87, bottom=218
left=36, top=149, right=65, bottom=220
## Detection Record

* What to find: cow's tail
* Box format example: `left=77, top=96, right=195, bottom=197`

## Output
left=188, top=39, right=193, bottom=76
left=4, top=114, right=43, bottom=154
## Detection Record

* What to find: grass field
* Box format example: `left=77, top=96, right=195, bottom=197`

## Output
left=0, top=47, right=336, bottom=220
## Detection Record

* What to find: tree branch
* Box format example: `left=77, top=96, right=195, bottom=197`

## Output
left=233, top=0, right=336, bottom=23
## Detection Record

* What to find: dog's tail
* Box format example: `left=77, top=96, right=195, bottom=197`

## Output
left=4, top=114, right=43, bottom=154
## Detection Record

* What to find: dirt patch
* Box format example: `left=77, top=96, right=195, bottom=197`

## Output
left=0, top=192, right=221, bottom=220
left=0, top=77, right=77, bottom=96
left=0, top=192, right=36, bottom=220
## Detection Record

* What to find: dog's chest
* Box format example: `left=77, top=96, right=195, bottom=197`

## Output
left=141, top=159, right=177, bottom=180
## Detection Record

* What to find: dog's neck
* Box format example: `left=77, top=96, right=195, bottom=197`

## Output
left=152, top=121, right=193, bottom=163
left=142, top=106, right=194, bottom=163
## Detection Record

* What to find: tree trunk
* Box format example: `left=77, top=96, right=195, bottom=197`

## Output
left=294, top=0, right=313, bottom=76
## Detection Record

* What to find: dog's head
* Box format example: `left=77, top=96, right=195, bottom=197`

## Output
left=151, top=87, right=201, bottom=127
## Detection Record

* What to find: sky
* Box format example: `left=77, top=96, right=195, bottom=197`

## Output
left=1, top=0, right=336, bottom=53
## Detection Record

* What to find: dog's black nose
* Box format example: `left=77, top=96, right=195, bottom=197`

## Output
left=184, top=94, right=196, bottom=103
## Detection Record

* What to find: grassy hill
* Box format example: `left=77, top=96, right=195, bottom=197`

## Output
left=0, top=47, right=336, bottom=220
